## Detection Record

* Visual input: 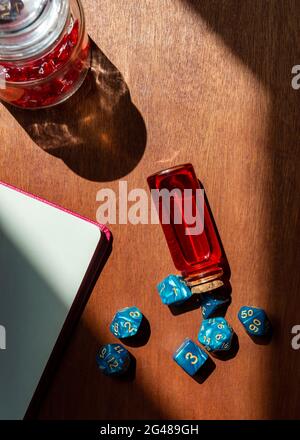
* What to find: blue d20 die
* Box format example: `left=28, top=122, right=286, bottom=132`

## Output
left=96, top=343, right=130, bottom=375
left=110, top=306, right=143, bottom=339
left=238, top=306, right=271, bottom=336
left=200, top=292, right=230, bottom=319
left=173, top=338, right=208, bottom=376
left=198, top=317, right=233, bottom=352
left=157, top=275, right=192, bottom=305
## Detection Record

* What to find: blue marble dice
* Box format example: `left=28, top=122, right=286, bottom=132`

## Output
left=96, top=343, right=130, bottom=375
left=200, top=293, right=230, bottom=318
left=173, top=338, right=208, bottom=376
left=157, top=274, right=192, bottom=305
left=198, top=317, right=233, bottom=352
left=238, top=306, right=271, bottom=336
left=110, top=306, right=143, bottom=339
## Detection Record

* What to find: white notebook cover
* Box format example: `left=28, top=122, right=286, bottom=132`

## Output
left=0, top=182, right=111, bottom=420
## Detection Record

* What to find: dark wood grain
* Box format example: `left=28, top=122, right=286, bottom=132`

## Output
left=1, top=0, right=300, bottom=419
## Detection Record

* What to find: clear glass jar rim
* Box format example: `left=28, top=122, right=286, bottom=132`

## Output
left=0, top=1, right=87, bottom=86
left=0, top=0, right=70, bottom=61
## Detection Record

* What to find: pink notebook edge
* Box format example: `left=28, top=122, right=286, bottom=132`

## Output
left=0, top=180, right=112, bottom=242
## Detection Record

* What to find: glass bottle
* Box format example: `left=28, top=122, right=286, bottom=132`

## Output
left=0, top=0, right=90, bottom=108
left=147, top=163, right=226, bottom=293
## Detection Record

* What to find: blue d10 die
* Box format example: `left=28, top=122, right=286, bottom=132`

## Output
left=238, top=306, right=271, bottom=336
left=110, top=306, right=143, bottom=338
left=200, top=293, right=230, bottom=319
left=198, top=317, right=233, bottom=352
left=173, top=338, right=208, bottom=376
left=96, top=343, right=130, bottom=375
left=157, top=275, right=192, bottom=305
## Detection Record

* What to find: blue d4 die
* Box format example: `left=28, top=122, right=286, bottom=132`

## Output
left=110, top=306, right=143, bottom=338
left=96, top=343, right=130, bottom=375
left=198, top=317, right=233, bottom=352
left=157, top=275, right=192, bottom=305
left=173, top=338, right=208, bottom=376
left=200, top=292, right=230, bottom=318
left=238, top=306, right=271, bottom=336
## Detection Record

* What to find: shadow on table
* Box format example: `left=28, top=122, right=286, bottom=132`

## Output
left=37, top=320, right=165, bottom=420
left=4, top=40, right=147, bottom=182
left=183, top=0, right=300, bottom=418
left=192, top=356, right=216, bottom=384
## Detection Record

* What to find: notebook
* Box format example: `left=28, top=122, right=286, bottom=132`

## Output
left=0, top=182, right=111, bottom=419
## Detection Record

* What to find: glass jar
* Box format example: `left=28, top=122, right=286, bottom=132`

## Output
left=0, top=0, right=90, bottom=108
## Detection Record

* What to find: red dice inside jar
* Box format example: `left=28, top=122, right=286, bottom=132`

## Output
left=0, top=0, right=90, bottom=108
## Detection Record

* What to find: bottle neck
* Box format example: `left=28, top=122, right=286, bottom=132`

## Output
left=0, top=0, right=70, bottom=61
left=184, top=268, right=224, bottom=294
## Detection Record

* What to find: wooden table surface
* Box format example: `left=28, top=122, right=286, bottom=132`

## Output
left=1, top=0, right=300, bottom=420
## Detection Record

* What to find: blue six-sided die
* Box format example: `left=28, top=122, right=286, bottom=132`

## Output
left=96, top=343, right=130, bottom=375
left=173, top=338, right=208, bottom=376
left=157, top=274, right=192, bottom=305
left=198, top=317, right=233, bottom=352
left=110, top=306, right=143, bottom=338
left=238, top=306, right=270, bottom=336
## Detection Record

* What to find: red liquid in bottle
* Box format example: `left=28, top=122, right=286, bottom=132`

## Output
left=147, top=163, right=224, bottom=285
